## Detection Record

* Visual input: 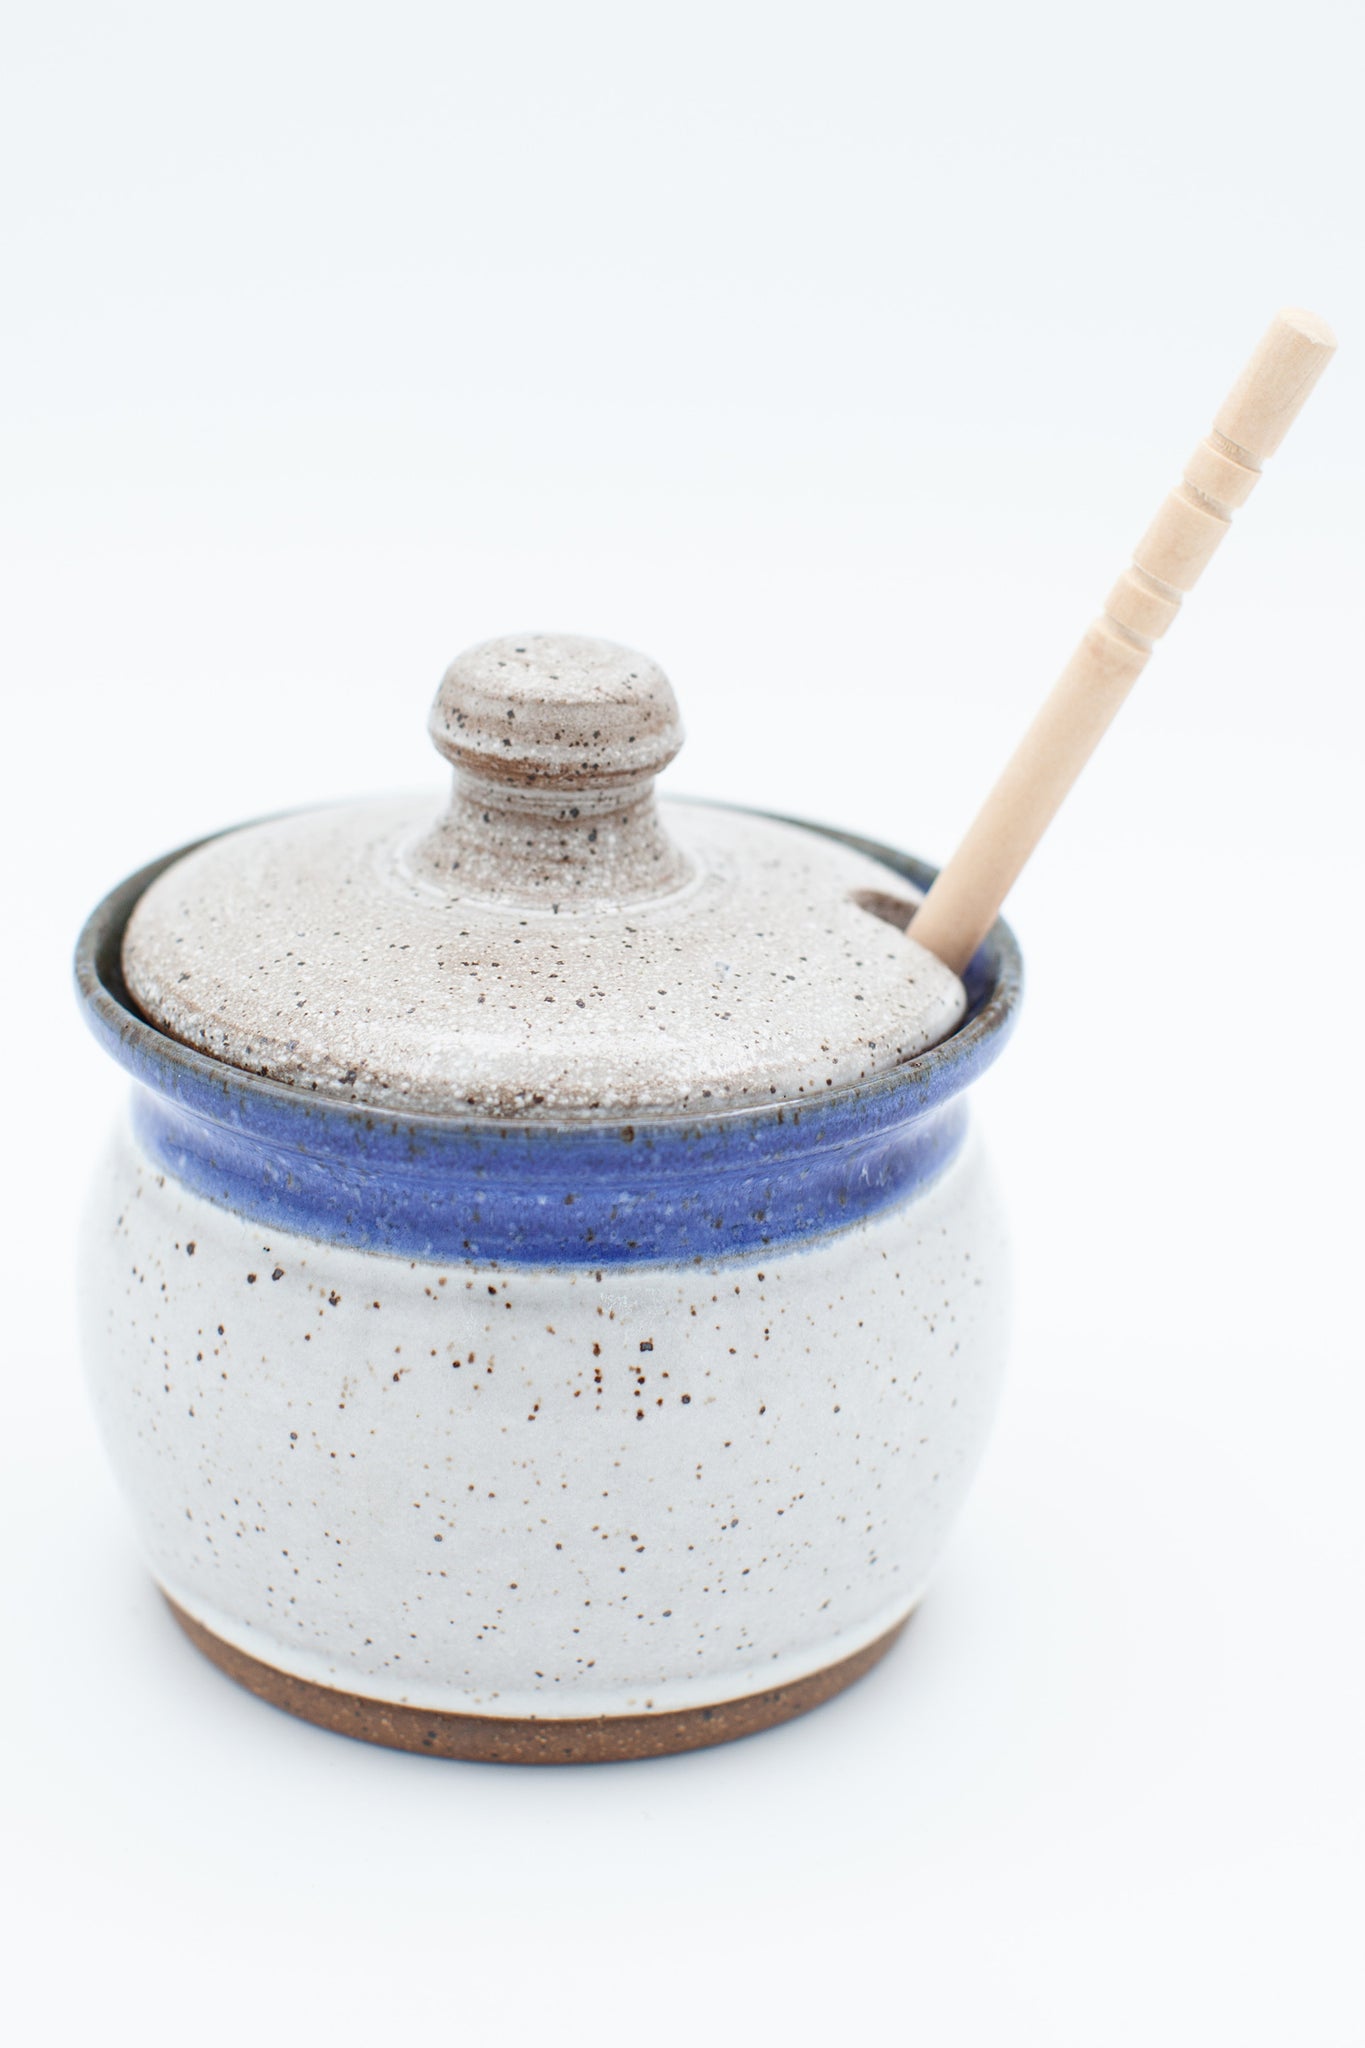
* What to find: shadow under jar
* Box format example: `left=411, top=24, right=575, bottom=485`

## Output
left=75, top=633, right=1021, bottom=1763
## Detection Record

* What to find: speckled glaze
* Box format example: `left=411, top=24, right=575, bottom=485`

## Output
left=77, top=816, right=1020, bottom=1758
left=80, top=1107, right=1004, bottom=1723
left=121, top=637, right=966, bottom=1117
left=76, top=635, right=1022, bottom=1761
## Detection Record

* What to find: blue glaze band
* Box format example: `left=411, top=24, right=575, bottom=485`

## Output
left=76, top=813, right=1022, bottom=1266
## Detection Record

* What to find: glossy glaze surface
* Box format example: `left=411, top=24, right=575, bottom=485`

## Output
left=81, top=1118, right=1008, bottom=1719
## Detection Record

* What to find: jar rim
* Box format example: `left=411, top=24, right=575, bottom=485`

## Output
left=76, top=806, right=1023, bottom=1264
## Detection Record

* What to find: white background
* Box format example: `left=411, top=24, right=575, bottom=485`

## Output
left=4, top=3, right=1363, bottom=2041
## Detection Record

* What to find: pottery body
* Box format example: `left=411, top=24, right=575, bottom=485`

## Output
left=77, top=813, right=1019, bottom=1759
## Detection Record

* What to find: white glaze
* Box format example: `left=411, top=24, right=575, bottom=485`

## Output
left=80, top=1115, right=1009, bottom=1719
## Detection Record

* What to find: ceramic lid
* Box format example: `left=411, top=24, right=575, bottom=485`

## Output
left=122, top=633, right=966, bottom=1117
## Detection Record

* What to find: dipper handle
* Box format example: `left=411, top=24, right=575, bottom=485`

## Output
left=910, top=307, right=1337, bottom=977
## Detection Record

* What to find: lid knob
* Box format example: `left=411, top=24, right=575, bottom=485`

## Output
left=417, top=633, right=693, bottom=908
left=430, top=632, right=685, bottom=790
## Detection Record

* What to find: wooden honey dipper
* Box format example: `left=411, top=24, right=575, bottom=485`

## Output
left=911, top=307, right=1337, bottom=976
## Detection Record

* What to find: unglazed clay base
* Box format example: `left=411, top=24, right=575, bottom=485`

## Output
left=166, top=1595, right=911, bottom=1764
